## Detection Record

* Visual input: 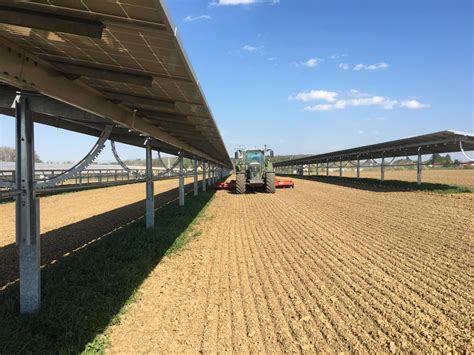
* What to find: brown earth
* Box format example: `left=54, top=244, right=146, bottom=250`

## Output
left=0, top=177, right=198, bottom=288
left=106, top=176, right=473, bottom=353
left=309, top=168, right=474, bottom=186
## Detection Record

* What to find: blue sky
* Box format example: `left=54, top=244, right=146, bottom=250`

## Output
left=0, top=0, right=472, bottom=161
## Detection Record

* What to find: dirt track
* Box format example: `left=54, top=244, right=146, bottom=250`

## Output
left=107, top=177, right=473, bottom=353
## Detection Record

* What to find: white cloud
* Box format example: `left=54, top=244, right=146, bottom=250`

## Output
left=184, top=15, right=212, bottom=22
left=267, top=57, right=277, bottom=61
left=292, top=88, right=430, bottom=112
left=211, top=0, right=279, bottom=6
left=290, top=90, right=339, bottom=102
left=356, top=129, right=364, bottom=135
left=339, top=63, right=349, bottom=70
left=399, top=100, right=431, bottom=109
left=302, top=58, right=320, bottom=68
left=348, top=89, right=371, bottom=98
left=242, top=44, right=258, bottom=52
left=304, top=104, right=333, bottom=112
left=329, top=54, right=347, bottom=59
left=353, top=62, right=389, bottom=71
left=292, top=57, right=323, bottom=68
left=303, top=95, right=398, bottom=111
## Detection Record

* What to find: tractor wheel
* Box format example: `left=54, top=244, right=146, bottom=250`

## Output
left=265, top=172, right=276, bottom=193
left=236, top=173, right=246, bottom=194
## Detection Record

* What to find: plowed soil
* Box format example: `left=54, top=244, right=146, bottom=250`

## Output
left=107, top=176, right=473, bottom=353
left=311, top=169, right=474, bottom=186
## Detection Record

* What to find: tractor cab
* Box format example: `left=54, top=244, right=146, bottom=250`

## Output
left=245, top=150, right=265, bottom=184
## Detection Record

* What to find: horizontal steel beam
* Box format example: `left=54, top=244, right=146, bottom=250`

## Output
left=0, top=87, right=111, bottom=125
left=51, top=61, right=153, bottom=87
left=0, top=5, right=104, bottom=38
left=140, top=109, right=188, bottom=121
left=97, top=88, right=204, bottom=106
left=103, top=91, right=175, bottom=111
left=0, top=36, right=226, bottom=166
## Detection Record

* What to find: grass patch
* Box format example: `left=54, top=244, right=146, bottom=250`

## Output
left=0, top=188, right=216, bottom=353
left=280, top=174, right=473, bottom=194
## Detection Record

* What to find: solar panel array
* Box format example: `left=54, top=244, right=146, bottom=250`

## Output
left=0, top=0, right=231, bottom=166
left=274, top=130, right=474, bottom=166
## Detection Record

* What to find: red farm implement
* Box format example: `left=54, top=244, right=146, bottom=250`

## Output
left=215, top=178, right=294, bottom=191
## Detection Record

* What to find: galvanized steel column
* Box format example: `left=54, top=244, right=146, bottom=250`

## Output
left=202, top=161, right=207, bottom=192
left=193, top=159, right=198, bottom=196
left=356, top=156, right=360, bottom=178
left=381, top=153, right=385, bottom=182
left=326, top=160, right=329, bottom=176
left=178, top=153, right=184, bottom=206
left=16, top=96, right=41, bottom=314
left=339, top=156, right=343, bottom=177
left=145, top=140, right=154, bottom=229
left=417, top=148, right=422, bottom=185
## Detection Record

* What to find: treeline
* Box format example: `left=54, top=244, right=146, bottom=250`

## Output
left=0, top=146, right=43, bottom=163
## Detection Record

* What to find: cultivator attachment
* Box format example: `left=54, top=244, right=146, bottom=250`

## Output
left=215, top=178, right=294, bottom=191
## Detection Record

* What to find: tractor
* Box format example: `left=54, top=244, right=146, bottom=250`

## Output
left=234, top=147, right=275, bottom=194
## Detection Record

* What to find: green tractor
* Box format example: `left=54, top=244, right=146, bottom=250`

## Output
left=234, top=147, right=275, bottom=194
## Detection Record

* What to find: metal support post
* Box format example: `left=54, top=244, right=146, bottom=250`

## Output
left=356, top=156, right=360, bottom=178
left=178, top=153, right=184, bottom=206
left=326, top=160, right=329, bottom=176
left=202, top=161, right=207, bottom=192
left=16, top=95, right=41, bottom=314
left=417, top=148, right=422, bottom=185
left=145, top=140, right=154, bottom=228
left=381, top=153, right=385, bottom=182
left=208, top=164, right=211, bottom=186
left=193, top=159, right=198, bottom=196
left=316, top=163, right=319, bottom=176
left=339, top=156, right=343, bottom=177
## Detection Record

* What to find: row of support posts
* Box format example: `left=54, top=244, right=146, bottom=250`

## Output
left=14, top=93, right=229, bottom=314
left=279, top=150, right=424, bottom=185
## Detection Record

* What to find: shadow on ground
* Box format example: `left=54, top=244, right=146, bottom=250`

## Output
left=278, top=174, right=472, bottom=194
left=0, top=181, right=197, bottom=287
left=0, top=183, right=217, bottom=353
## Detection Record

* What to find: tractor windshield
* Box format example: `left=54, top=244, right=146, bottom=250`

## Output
left=245, top=150, right=264, bottom=165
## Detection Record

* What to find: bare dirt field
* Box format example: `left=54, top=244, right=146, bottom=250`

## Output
left=106, top=176, right=472, bottom=353
left=312, top=168, right=474, bottom=187
left=0, top=177, right=197, bottom=287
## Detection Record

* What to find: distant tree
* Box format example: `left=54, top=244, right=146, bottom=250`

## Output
left=0, top=146, right=42, bottom=163
left=444, top=154, right=452, bottom=166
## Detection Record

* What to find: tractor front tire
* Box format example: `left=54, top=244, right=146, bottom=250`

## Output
left=236, top=173, right=246, bottom=194
left=265, top=172, right=276, bottom=193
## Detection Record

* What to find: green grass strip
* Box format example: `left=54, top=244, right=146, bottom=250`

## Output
left=0, top=189, right=216, bottom=353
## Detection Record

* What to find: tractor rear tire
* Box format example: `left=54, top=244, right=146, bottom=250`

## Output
left=236, top=173, right=246, bottom=194
left=265, top=172, right=276, bottom=193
